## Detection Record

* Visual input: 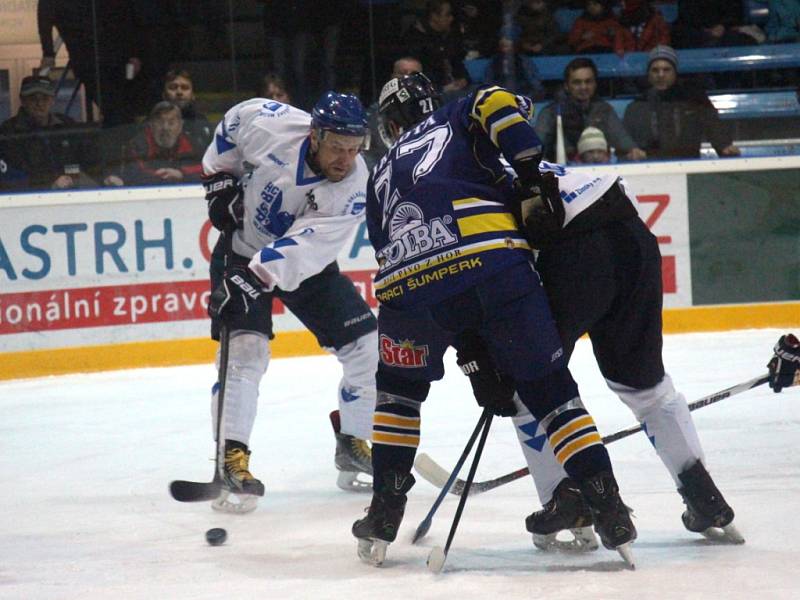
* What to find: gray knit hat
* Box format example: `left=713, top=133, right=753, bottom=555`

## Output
left=648, top=45, right=678, bottom=70
left=577, top=127, right=608, bottom=155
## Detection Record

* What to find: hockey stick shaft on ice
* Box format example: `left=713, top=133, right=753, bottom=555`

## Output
left=416, top=373, right=770, bottom=497
left=412, top=410, right=489, bottom=543
left=169, top=227, right=236, bottom=502
left=427, top=411, right=494, bottom=572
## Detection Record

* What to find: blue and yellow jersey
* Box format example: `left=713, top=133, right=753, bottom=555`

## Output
left=366, top=86, right=542, bottom=309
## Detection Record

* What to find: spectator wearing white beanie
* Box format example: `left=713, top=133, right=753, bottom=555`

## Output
left=577, top=126, right=610, bottom=163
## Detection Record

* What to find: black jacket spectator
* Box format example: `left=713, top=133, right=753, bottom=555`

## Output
left=402, top=1, right=470, bottom=94
left=0, top=76, right=98, bottom=190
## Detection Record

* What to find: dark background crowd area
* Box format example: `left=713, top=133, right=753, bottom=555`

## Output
left=1, top=0, right=800, bottom=192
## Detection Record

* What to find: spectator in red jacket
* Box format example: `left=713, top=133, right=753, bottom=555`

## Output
left=110, top=101, right=203, bottom=186
left=568, top=0, right=627, bottom=54
left=616, top=0, right=671, bottom=53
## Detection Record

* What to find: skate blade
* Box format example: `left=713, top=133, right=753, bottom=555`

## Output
left=532, top=527, right=599, bottom=552
left=211, top=490, right=259, bottom=514
left=700, top=523, right=745, bottom=544
left=337, top=470, right=373, bottom=493
left=615, top=542, right=636, bottom=570
left=357, top=538, right=388, bottom=566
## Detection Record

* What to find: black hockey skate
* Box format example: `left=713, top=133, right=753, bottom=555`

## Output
left=330, top=410, right=373, bottom=492
left=352, top=471, right=415, bottom=566
left=212, top=443, right=265, bottom=514
left=579, top=471, right=637, bottom=568
left=678, top=460, right=744, bottom=544
left=525, top=478, right=598, bottom=552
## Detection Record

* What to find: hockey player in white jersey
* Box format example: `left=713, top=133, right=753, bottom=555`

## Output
left=514, top=161, right=743, bottom=547
left=201, top=92, right=378, bottom=512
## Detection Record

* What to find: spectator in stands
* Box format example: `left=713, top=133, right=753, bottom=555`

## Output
left=260, top=73, right=292, bottom=104
left=672, top=0, right=764, bottom=48
left=616, top=0, right=671, bottom=53
left=576, top=126, right=611, bottom=163
left=37, top=0, right=145, bottom=128
left=402, top=1, right=470, bottom=95
left=111, top=102, right=203, bottom=186
left=623, top=46, right=741, bottom=159
left=535, top=58, right=647, bottom=162
left=766, top=0, right=800, bottom=43
left=363, top=57, right=425, bottom=169
left=483, top=37, right=545, bottom=99
left=162, top=69, right=213, bottom=152
left=0, top=76, right=98, bottom=190
left=567, top=0, right=628, bottom=54
left=459, top=1, right=502, bottom=59
left=517, top=0, right=569, bottom=56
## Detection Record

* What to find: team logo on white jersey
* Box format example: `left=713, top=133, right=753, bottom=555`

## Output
left=258, top=101, right=290, bottom=118
left=254, top=181, right=296, bottom=238
left=377, top=202, right=457, bottom=268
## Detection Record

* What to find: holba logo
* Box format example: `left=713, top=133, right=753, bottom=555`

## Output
left=377, top=202, right=457, bottom=268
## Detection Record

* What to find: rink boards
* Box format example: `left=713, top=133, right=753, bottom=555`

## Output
left=1, top=156, right=798, bottom=379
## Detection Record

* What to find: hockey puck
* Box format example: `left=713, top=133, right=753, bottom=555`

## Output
left=426, top=546, right=446, bottom=573
left=205, top=527, right=227, bottom=546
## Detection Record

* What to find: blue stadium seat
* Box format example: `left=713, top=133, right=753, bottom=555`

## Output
left=465, top=43, right=800, bottom=83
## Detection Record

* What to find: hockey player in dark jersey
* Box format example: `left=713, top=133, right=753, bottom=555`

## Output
left=352, top=73, right=636, bottom=566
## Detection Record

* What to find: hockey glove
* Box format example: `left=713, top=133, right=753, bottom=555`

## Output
left=767, top=333, right=800, bottom=393
left=456, top=331, right=517, bottom=417
left=208, top=265, right=264, bottom=322
left=204, top=172, right=244, bottom=231
left=519, top=171, right=564, bottom=249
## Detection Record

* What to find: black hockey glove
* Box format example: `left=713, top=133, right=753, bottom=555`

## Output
left=204, top=172, right=244, bottom=231
left=456, top=331, right=517, bottom=417
left=208, top=265, right=264, bottom=322
left=767, top=333, right=800, bottom=393
left=519, top=171, right=564, bottom=249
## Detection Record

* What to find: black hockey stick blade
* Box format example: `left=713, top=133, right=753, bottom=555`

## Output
left=416, top=373, right=771, bottom=496
left=169, top=477, right=222, bottom=502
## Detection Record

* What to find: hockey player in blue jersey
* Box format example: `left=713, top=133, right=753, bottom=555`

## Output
left=352, top=73, right=636, bottom=565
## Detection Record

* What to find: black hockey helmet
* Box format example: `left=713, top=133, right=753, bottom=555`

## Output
left=377, top=72, right=442, bottom=146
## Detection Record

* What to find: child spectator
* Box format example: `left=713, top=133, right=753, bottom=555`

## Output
left=568, top=0, right=628, bottom=54
left=517, top=0, right=568, bottom=56
left=616, top=0, right=671, bottom=53
left=576, top=126, right=611, bottom=163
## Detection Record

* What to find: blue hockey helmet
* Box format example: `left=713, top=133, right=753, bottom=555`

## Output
left=311, top=91, right=368, bottom=137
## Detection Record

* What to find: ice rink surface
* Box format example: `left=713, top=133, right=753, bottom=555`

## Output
left=2, top=328, right=799, bottom=599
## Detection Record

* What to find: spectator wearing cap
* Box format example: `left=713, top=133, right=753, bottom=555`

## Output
left=623, top=46, right=740, bottom=159
left=162, top=69, right=213, bottom=151
left=0, top=76, right=98, bottom=190
left=534, top=57, right=646, bottom=162
left=111, top=101, right=204, bottom=186
left=576, top=126, right=610, bottom=163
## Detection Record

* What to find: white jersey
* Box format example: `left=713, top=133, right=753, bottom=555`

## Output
left=203, top=98, right=369, bottom=292
left=539, top=161, right=630, bottom=227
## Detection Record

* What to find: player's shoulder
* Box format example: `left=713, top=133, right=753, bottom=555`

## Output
left=226, top=98, right=311, bottom=132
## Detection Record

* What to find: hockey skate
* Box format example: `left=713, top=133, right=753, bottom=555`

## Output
left=212, top=444, right=265, bottom=514
left=579, top=471, right=637, bottom=569
left=525, top=478, right=599, bottom=552
left=330, top=410, right=373, bottom=492
left=352, top=471, right=415, bottom=566
left=678, top=460, right=744, bottom=544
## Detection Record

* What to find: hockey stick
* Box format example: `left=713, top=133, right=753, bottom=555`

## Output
left=412, top=410, right=489, bottom=544
left=169, top=226, right=236, bottom=502
left=427, top=411, right=494, bottom=573
left=415, top=373, right=771, bottom=497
